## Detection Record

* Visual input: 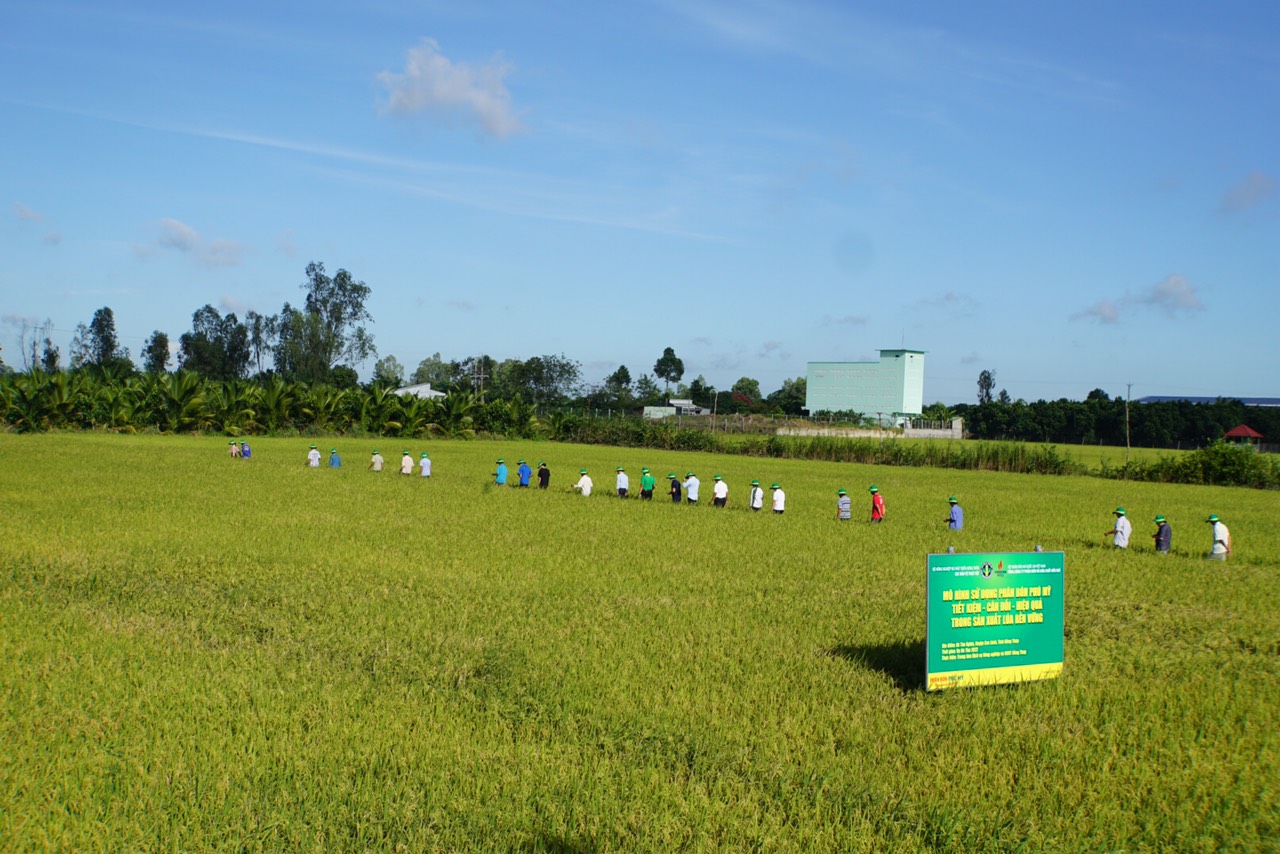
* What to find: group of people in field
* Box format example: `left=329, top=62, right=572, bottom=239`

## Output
left=259, top=441, right=1234, bottom=557
left=1104, top=506, right=1232, bottom=560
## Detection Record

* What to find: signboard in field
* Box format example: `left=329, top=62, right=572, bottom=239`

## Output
left=926, top=551, right=1064, bottom=691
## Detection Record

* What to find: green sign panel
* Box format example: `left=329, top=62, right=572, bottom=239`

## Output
left=926, top=551, right=1064, bottom=691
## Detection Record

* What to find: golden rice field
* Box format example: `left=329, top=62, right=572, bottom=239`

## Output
left=2, top=433, right=1277, bottom=852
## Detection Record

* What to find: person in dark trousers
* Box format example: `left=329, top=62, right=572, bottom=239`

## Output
left=1152, top=515, right=1171, bottom=554
left=537, top=461, right=551, bottom=489
left=668, top=473, right=682, bottom=504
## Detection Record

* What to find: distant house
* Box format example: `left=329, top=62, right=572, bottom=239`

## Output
left=393, top=383, right=447, bottom=400
left=1223, top=424, right=1262, bottom=449
left=642, top=399, right=706, bottom=419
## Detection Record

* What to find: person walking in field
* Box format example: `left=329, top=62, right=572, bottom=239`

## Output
left=868, top=485, right=885, bottom=522
left=369, top=449, right=384, bottom=472
left=1152, top=515, right=1171, bottom=554
left=639, top=468, right=656, bottom=500
left=616, top=467, right=629, bottom=498
left=1105, top=507, right=1132, bottom=548
left=711, top=474, right=728, bottom=508
left=537, top=461, right=550, bottom=489
left=307, top=443, right=321, bottom=468
left=517, top=459, right=532, bottom=487
left=668, top=473, right=682, bottom=503
left=946, top=496, right=964, bottom=530
left=1207, top=514, right=1231, bottom=561
left=771, top=482, right=785, bottom=514
left=229, top=440, right=241, bottom=459
left=684, top=471, right=700, bottom=505
left=573, top=468, right=593, bottom=497
left=239, top=440, right=251, bottom=460
left=835, top=488, right=852, bottom=521
left=400, top=450, right=414, bottom=475
left=748, top=480, right=765, bottom=512
left=419, top=452, right=431, bottom=477
left=328, top=448, right=341, bottom=468
left=495, top=458, right=508, bottom=486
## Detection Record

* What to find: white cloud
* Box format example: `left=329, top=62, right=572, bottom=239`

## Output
left=1071, top=274, right=1205, bottom=325
left=15, top=202, right=45, bottom=221
left=1219, top=171, right=1276, bottom=213
left=142, top=218, right=246, bottom=268
left=218, top=295, right=250, bottom=316
left=377, top=38, right=524, bottom=139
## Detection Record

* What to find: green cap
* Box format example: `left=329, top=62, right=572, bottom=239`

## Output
left=751, top=479, right=759, bottom=485
left=868, top=485, right=879, bottom=493
left=309, top=443, right=317, bottom=448
left=1207, top=514, right=1220, bottom=523
left=580, top=468, right=587, bottom=474
left=402, top=449, right=409, bottom=454
left=1154, top=515, right=1166, bottom=523
left=713, top=474, right=722, bottom=480
left=667, top=473, right=676, bottom=478
left=330, top=448, right=337, bottom=453
left=771, top=483, right=780, bottom=489
left=518, top=459, right=525, bottom=464
left=228, top=440, right=235, bottom=444
left=372, top=449, right=379, bottom=454
left=497, top=458, right=504, bottom=463
left=686, top=471, right=695, bottom=477
left=1114, top=507, right=1126, bottom=516
left=617, top=466, right=624, bottom=471
left=421, top=452, right=428, bottom=457
left=642, top=467, right=650, bottom=473
left=538, top=461, right=546, bottom=466
left=948, top=496, right=958, bottom=503
left=837, top=488, right=847, bottom=495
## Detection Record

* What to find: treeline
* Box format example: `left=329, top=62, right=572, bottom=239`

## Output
left=948, top=391, right=1280, bottom=450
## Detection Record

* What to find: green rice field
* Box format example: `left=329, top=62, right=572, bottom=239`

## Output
left=2, top=433, right=1278, bottom=851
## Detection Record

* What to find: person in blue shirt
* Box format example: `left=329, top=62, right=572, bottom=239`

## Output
left=329, top=448, right=341, bottom=468
left=947, top=496, right=964, bottom=530
left=239, top=440, right=251, bottom=459
left=517, top=459, right=533, bottom=487
left=494, top=458, right=508, bottom=486
left=1152, top=515, right=1171, bottom=554
left=835, top=489, right=852, bottom=521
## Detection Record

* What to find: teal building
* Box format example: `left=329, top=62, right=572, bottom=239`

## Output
left=805, top=350, right=926, bottom=419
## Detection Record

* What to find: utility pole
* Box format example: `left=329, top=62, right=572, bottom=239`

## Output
left=1125, top=383, right=1132, bottom=466
left=472, top=358, right=488, bottom=403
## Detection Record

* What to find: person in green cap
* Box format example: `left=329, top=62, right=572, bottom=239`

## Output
left=1105, top=507, right=1132, bottom=548
left=639, top=467, right=656, bottom=500
left=869, top=485, right=885, bottom=522
left=400, top=449, right=414, bottom=476
left=748, top=479, right=764, bottom=511
left=328, top=448, right=341, bottom=468
left=1152, top=515, right=1171, bottom=553
left=711, top=474, right=728, bottom=507
left=835, top=488, right=852, bottom=521
left=419, top=452, right=431, bottom=478
left=1207, top=514, right=1230, bottom=560
left=368, top=449, right=384, bottom=472
left=572, top=468, right=593, bottom=497
left=306, top=443, right=321, bottom=467
left=615, top=466, right=629, bottom=498
left=683, top=471, right=700, bottom=504
left=494, top=458, right=508, bottom=486
left=517, top=459, right=532, bottom=487
left=228, top=439, right=241, bottom=459
left=668, top=473, right=682, bottom=503
left=946, top=496, right=963, bottom=530
left=537, top=461, right=550, bottom=489
left=771, top=482, right=785, bottom=514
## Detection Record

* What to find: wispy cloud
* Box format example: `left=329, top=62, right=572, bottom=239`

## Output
left=1219, top=171, right=1276, bottom=213
left=1071, top=274, right=1204, bottom=325
left=757, top=340, right=790, bottom=360
left=822, top=313, right=868, bottom=326
left=447, top=299, right=475, bottom=311
left=15, top=202, right=45, bottom=221
left=377, top=38, right=524, bottom=138
left=918, top=291, right=978, bottom=317
left=139, top=217, right=247, bottom=268
left=42, top=231, right=63, bottom=245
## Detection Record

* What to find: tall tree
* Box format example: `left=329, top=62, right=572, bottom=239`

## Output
left=142, top=331, right=171, bottom=374
left=372, top=354, right=405, bottom=386
left=977, top=369, right=996, bottom=405
left=39, top=338, right=60, bottom=372
left=410, top=352, right=452, bottom=387
left=178, top=305, right=250, bottom=381
left=766, top=377, right=806, bottom=415
left=87, top=307, right=128, bottom=365
left=243, top=310, right=278, bottom=376
left=653, top=347, right=684, bottom=398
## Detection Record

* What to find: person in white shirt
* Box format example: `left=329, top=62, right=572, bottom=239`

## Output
left=1207, top=514, right=1231, bottom=560
left=306, top=443, right=321, bottom=467
left=771, top=483, right=785, bottom=514
left=1105, top=507, right=1132, bottom=548
left=615, top=467, right=629, bottom=498
left=400, top=450, right=414, bottom=475
left=748, top=480, right=765, bottom=512
left=683, top=472, right=700, bottom=504
left=419, top=452, right=431, bottom=477
left=711, top=474, right=729, bottom=507
left=573, top=468, right=593, bottom=496
left=369, top=450, right=384, bottom=472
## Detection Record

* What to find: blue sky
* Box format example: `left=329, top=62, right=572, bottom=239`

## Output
left=2, top=0, right=1277, bottom=404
